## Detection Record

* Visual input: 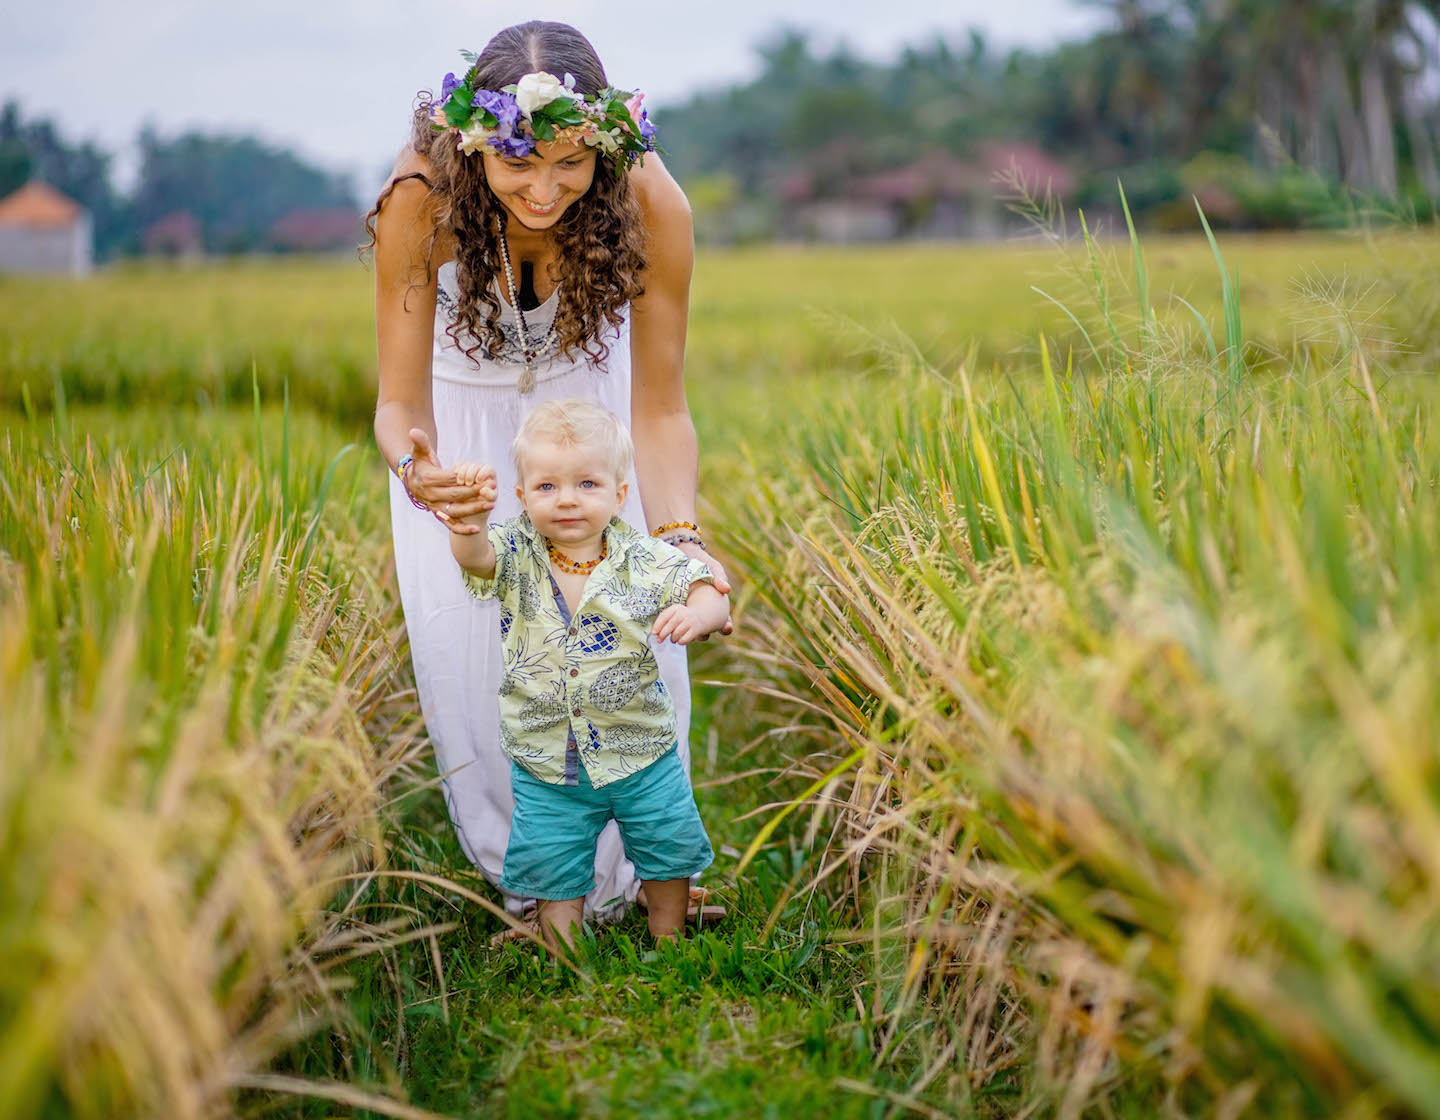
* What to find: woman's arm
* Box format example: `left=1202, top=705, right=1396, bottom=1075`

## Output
left=373, top=159, right=480, bottom=525
left=628, top=157, right=731, bottom=599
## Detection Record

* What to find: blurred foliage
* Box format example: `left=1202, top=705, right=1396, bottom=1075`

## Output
left=3, top=3, right=1439, bottom=258
left=0, top=101, right=129, bottom=257
left=0, top=102, right=356, bottom=261
left=128, top=127, right=356, bottom=255
left=659, top=2, right=1440, bottom=238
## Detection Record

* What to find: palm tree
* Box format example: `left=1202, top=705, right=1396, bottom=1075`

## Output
left=1134, top=0, right=1440, bottom=197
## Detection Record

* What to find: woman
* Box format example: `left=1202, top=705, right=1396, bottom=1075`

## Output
left=366, top=20, right=728, bottom=926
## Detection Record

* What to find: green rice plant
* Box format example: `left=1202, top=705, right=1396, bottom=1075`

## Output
left=0, top=407, right=450, bottom=1120
left=4, top=236, right=1436, bottom=431
left=713, top=226, right=1440, bottom=1115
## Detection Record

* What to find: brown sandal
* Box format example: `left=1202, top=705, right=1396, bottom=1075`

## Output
left=488, top=902, right=541, bottom=947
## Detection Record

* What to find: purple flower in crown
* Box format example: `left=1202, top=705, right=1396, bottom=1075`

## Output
left=438, top=72, right=461, bottom=106
left=638, top=110, right=657, bottom=144
left=489, top=135, right=533, bottom=158
left=472, top=88, right=521, bottom=135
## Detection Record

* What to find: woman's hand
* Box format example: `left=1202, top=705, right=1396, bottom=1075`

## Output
left=403, top=428, right=485, bottom=534
left=673, top=542, right=734, bottom=637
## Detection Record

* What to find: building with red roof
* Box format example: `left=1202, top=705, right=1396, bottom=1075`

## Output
left=776, top=141, right=1074, bottom=242
left=0, top=181, right=93, bottom=275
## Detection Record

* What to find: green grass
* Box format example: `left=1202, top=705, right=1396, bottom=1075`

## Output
left=245, top=669, right=964, bottom=1119
left=4, top=228, right=1439, bottom=1118
left=701, top=228, right=1440, bottom=1116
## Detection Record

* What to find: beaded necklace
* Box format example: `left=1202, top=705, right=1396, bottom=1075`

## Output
left=546, top=536, right=607, bottom=574
left=497, top=228, right=559, bottom=394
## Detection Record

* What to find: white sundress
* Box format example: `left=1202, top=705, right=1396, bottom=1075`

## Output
left=388, top=260, right=693, bottom=921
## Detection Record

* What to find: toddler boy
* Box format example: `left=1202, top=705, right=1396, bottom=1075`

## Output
left=446, top=398, right=729, bottom=947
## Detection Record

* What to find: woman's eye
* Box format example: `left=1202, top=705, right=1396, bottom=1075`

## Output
left=561, top=160, right=582, bottom=169
left=507, top=162, right=529, bottom=171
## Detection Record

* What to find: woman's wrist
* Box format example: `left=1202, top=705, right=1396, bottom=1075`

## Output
left=652, top=520, right=706, bottom=552
left=671, top=538, right=709, bottom=564
left=395, top=454, right=427, bottom=511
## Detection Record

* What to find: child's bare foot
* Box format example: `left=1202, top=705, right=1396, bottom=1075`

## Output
left=537, top=898, right=584, bottom=951
left=639, top=878, right=690, bottom=940
left=636, top=884, right=727, bottom=928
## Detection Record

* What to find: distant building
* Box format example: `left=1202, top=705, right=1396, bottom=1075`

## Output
left=0, top=181, right=93, bottom=275
left=779, top=142, right=1074, bottom=243
left=142, top=211, right=205, bottom=259
left=266, top=208, right=364, bottom=253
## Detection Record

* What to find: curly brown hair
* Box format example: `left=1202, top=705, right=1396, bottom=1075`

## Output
left=362, top=21, right=647, bottom=369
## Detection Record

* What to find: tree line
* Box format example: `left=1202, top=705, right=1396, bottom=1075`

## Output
left=0, top=104, right=357, bottom=259
left=4, top=1, right=1437, bottom=256
left=658, top=0, right=1440, bottom=235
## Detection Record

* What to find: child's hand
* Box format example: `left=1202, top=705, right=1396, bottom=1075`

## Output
left=652, top=604, right=706, bottom=645
left=444, top=462, right=498, bottom=533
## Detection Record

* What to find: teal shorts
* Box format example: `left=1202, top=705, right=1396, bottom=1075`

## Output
left=501, top=746, right=714, bottom=901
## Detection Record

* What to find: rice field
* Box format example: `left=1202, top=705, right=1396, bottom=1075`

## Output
left=1, top=221, right=1437, bottom=1117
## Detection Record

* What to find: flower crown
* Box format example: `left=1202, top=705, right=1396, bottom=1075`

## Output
left=427, top=54, right=658, bottom=173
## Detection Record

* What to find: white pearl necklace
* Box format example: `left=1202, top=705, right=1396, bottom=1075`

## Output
left=497, top=229, right=559, bottom=394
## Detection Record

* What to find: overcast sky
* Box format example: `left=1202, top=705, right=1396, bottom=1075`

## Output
left=5, top=1, right=1107, bottom=197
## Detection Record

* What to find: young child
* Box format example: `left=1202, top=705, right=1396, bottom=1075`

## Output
left=446, top=399, right=730, bottom=948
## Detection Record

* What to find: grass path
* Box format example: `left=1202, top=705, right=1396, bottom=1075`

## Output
left=259, top=671, right=966, bottom=1120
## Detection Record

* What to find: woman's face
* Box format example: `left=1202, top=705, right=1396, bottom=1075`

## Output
left=482, top=140, right=598, bottom=231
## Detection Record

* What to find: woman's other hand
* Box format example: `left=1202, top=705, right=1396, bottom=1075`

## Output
left=672, top=542, right=734, bottom=637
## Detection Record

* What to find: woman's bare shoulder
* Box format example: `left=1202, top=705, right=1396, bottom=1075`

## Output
left=631, top=154, right=692, bottom=226
left=384, top=147, right=435, bottom=191
left=376, top=149, right=453, bottom=266
left=630, top=155, right=693, bottom=272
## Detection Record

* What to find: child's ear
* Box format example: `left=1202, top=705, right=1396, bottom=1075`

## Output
left=515, top=484, right=525, bottom=504
left=615, top=479, right=629, bottom=508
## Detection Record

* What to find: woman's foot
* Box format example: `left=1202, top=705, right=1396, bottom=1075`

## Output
left=488, top=901, right=540, bottom=948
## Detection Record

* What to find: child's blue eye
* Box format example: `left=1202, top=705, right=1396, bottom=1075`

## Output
left=538, top=482, right=555, bottom=491
left=580, top=480, right=596, bottom=488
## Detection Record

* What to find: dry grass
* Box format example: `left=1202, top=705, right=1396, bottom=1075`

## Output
left=710, top=229, right=1440, bottom=1116
left=0, top=414, right=453, bottom=1119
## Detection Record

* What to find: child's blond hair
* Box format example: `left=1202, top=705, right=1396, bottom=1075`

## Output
left=511, top=399, right=634, bottom=483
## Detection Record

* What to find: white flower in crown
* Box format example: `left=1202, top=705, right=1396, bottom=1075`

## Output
left=457, top=118, right=498, bottom=155
left=591, top=127, right=622, bottom=155
left=513, top=71, right=571, bottom=118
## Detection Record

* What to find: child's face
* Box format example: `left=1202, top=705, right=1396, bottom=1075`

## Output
left=515, top=438, right=628, bottom=549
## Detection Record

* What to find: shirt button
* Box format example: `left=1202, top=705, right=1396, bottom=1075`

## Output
left=569, top=627, right=577, bottom=636
left=569, top=668, right=579, bottom=677
left=572, top=708, right=581, bottom=717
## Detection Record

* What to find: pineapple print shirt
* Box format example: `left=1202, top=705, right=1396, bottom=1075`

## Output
left=462, top=513, right=715, bottom=788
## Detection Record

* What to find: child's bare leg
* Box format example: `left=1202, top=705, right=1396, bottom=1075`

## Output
left=640, top=878, right=690, bottom=939
left=537, top=898, right=584, bottom=950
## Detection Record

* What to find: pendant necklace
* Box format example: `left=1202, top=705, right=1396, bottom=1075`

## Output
left=497, top=226, right=559, bottom=394
left=547, top=536, right=607, bottom=574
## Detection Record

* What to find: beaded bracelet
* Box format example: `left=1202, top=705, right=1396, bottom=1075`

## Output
left=662, top=531, right=707, bottom=551
left=395, top=454, right=428, bottom=511
left=651, top=519, right=699, bottom=537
